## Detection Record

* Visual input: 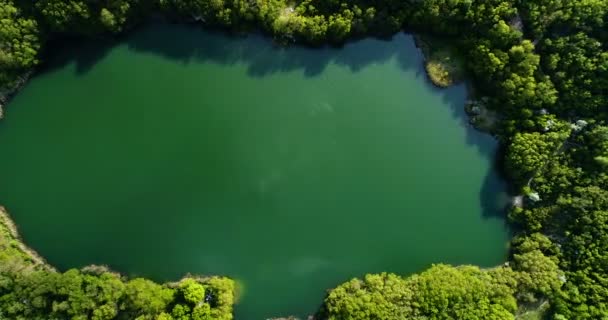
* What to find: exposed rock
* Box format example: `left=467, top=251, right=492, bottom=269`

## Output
left=191, top=14, right=205, bottom=22
left=0, top=71, right=32, bottom=117
left=470, top=105, right=481, bottom=115
left=528, top=192, right=541, bottom=202
left=81, top=265, right=124, bottom=278
left=571, top=119, right=589, bottom=132
left=510, top=14, right=524, bottom=33
left=512, top=195, right=523, bottom=208
left=466, top=99, right=499, bottom=133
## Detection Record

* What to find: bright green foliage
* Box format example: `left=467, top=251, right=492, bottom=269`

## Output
left=405, top=265, right=517, bottom=319
left=192, top=303, right=212, bottom=320
left=0, top=220, right=235, bottom=320
left=325, top=273, right=414, bottom=319
left=206, top=277, right=235, bottom=320
left=325, top=264, right=523, bottom=320
left=180, top=278, right=206, bottom=304
left=157, top=312, right=174, bottom=320
left=506, top=131, right=567, bottom=182
left=550, top=186, right=608, bottom=318
left=172, top=303, right=191, bottom=320
left=0, top=0, right=39, bottom=86
left=488, top=20, right=522, bottom=48
left=501, top=40, right=557, bottom=109
left=471, top=39, right=557, bottom=113
left=513, top=250, right=563, bottom=302
left=100, top=8, right=118, bottom=31
left=0, top=267, right=234, bottom=319
left=327, top=11, right=352, bottom=42
left=123, top=278, right=175, bottom=316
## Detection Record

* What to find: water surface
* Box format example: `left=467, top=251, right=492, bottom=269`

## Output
left=0, top=24, right=509, bottom=319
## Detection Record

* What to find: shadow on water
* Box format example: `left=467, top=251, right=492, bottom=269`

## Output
left=423, top=79, right=510, bottom=223
left=125, top=23, right=421, bottom=77
left=40, top=22, right=421, bottom=78
left=38, top=36, right=116, bottom=75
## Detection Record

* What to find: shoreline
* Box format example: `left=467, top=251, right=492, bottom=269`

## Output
left=0, top=71, right=32, bottom=120
left=0, top=206, right=55, bottom=271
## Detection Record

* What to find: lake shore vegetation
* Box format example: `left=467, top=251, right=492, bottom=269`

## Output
left=0, top=209, right=235, bottom=320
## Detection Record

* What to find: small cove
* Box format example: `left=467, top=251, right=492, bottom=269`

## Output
left=0, top=24, right=510, bottom=319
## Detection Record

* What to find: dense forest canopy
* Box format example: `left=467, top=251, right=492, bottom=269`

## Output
left=0, top=0, right=607, bottom=319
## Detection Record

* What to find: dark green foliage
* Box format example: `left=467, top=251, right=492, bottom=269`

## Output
left=35, top=0, right=92, bottom=32
left=0, top=0, right=39, bottom=86
left=541, top=33, right=608, bottom=117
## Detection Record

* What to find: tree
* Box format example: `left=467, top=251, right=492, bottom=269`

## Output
left=35, top=0, right=91, bottom=32
left=180, top=278, right=205, bottom=305
left=513, top=250, right=563, bottom=302
left=0, top=0, right=40, bottom=85
left=506, top=131, right=567, bottom=183
left=123, top=278, right=175, bottom=316
left=325, top=265, right=519, bottom=320
left=100, top=8, right=117, bottom=31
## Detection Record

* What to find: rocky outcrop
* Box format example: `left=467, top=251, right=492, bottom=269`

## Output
left=0, top=71, right=32, bottom=119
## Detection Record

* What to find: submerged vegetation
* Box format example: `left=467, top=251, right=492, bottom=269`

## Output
left=0, top=0, right=607, bottom=319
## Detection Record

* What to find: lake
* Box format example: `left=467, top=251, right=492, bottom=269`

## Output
left=0, top=24, right=509, bottom=319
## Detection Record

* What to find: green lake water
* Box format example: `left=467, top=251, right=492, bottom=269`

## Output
left=0, top=24, right=510, bottom=319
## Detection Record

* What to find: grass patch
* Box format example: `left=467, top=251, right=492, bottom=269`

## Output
left=416, top=35, right=465, bottom=88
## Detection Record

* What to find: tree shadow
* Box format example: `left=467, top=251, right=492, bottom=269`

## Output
left=432, top=83, right=511, bottom=223
left=124, top=23, right=420, bottom=78
left=37, top=35, right=117, bottom=76
left=37, top=22, right=421, bottom=81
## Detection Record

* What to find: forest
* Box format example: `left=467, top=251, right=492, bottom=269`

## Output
left=0, top=0, right=607, bottom=319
